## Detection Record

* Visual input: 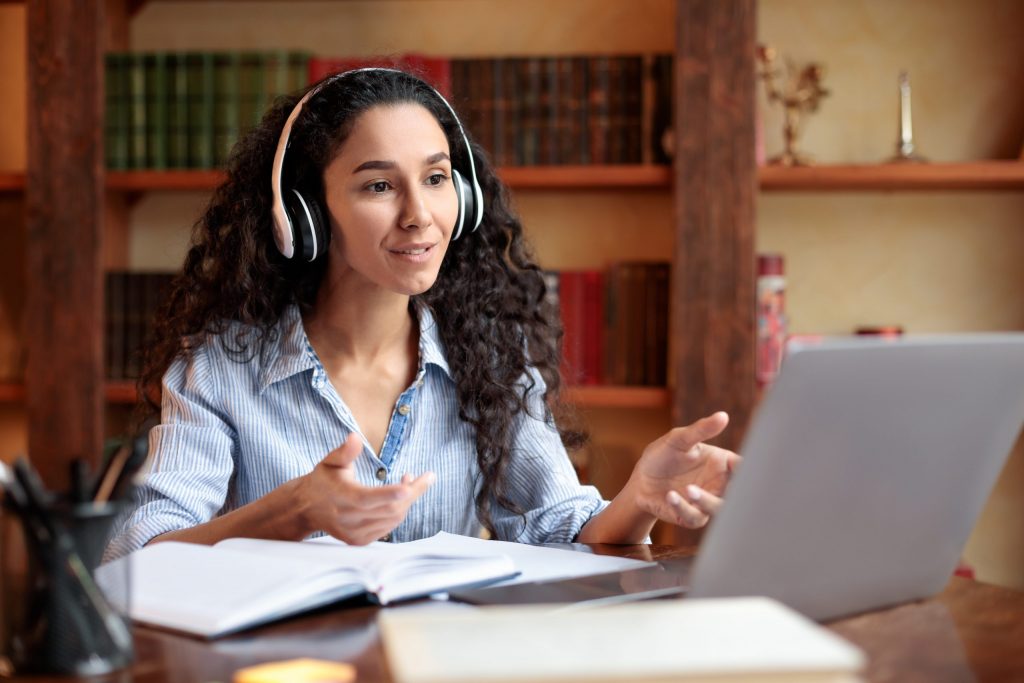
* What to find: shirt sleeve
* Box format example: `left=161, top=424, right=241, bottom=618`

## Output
left=490, top=367, right=610, bottom=544
left=103, top=342, right=238, bottom=562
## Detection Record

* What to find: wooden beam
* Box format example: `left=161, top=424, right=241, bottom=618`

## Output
left=671, top=0, right=757, bottom=451
left=25, top=0, right=106, bottom=490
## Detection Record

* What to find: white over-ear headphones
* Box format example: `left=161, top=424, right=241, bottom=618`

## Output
left=270, top=67, right=484, bottom=261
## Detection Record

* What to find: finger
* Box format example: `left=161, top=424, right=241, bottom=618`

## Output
left=401, top=473, right=414, bottom=485
left=320, top=433, right=364, bottom=469
left=664, top=490, right=709, bottom=529
left=402, top=471, right=436, bottom=500
left=663, top=411, right=730, bottom=454
left=684, top=484, right=722, bottom=517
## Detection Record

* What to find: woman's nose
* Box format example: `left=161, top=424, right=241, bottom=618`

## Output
left=399, top=187, right=432, bottom=231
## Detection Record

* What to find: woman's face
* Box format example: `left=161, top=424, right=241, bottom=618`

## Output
left=322, top=103, right=459, bottom=297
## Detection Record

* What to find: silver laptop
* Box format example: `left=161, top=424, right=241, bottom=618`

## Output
left=454, top=335, right=1024, bottom=620
left=688, top=334, right=1024, bottom=620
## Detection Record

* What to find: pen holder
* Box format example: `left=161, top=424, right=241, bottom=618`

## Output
left=0, top=498, right=133, bottom=677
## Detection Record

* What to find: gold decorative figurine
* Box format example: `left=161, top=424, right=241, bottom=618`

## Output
left=756, top=45, right=830, bottom=166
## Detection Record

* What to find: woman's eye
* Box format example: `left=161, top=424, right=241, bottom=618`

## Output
left=369, top=181, right=391, bottom=194
left=426, top=173, right=448, bottom=186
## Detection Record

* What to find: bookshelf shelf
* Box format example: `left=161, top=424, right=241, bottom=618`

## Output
left=0, top=383, right=135, bottom=404
left=758, top=161, right=1024, bottom=191
left=106, top=166, right=675, bottom=192
left=565, top=385, right=669, bottom=409
left=0, top=383, right=24, bottom=402
left=109, top=383, right=670, bottom=409
left=0, top=382, right=668, bottom=409
left=0, top=172, right=25, bottom=192
left=104, top=162, right=1024, bottom=194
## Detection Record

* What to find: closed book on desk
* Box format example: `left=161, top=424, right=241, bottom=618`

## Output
left=96, top=537, right=517, bottom=639
left=380, top=597, right=865, bottom=683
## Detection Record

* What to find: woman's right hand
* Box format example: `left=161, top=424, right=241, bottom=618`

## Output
left=294, top=433, right=435, bottom=545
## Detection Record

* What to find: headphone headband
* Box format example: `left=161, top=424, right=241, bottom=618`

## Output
left=270, top=67, right=483, bottom=260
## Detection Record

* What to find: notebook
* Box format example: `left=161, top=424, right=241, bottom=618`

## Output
left=457, top=334, right=1024, bottom=621
left=379, top=596, right=866, bottom=683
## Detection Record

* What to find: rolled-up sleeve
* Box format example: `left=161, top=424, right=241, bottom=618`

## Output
left=103, top=343, right=237, bottom=562
left=491, top=369, right=609, bottom=544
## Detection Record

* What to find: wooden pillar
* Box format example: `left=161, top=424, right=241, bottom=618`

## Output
left=25, top=0, right=106, bottom=490
left=671, top=0, right=757, bottom=451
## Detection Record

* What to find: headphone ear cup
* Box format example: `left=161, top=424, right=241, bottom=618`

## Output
left=285, top=189, right=328, bottom=261
left=451, top=169, right=474, bottom=241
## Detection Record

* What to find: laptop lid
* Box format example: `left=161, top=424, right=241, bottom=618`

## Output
left=687, top=334, right=1024, bottom=621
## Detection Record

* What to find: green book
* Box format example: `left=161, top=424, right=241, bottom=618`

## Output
left=144, top=52, right=169, bottom=170
left=127, top=52, right=148, bottom=169
left=288, top=51, right=311, bottom=92
left=186, top=52, right=215, bottom=169
left=166, top=52, right=190, bottom=169
left=213, top=52, right=241, bottom=167
left=104, top=53, right=130, bottom=170
left=238, top=51, right=266, bottom=137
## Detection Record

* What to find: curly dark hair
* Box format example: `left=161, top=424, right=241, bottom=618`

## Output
left=138, top=68, right=584, bottom=537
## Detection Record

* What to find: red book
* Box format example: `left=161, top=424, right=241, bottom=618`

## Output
left=307, top=54, right=452, bottom=99
left=580, top=271, right=604, bottom=385
left=559, top=271, right=585, bottom=386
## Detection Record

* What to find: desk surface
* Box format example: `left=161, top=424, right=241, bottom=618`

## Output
left=13, top=543, right=1024, bottom=683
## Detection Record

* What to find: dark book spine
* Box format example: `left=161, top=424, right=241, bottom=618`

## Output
left=127, top=53, right=148, bottom=169
left=166, top=52, right=190, bottom=169
left=588, top=56, right=611, bottom=165
left=520, top=57, right=542, bottom=166
left=624, top=56, right=644, bottom=164
left=144, top=52, right=169, bottom=170
left=238, top=51, right=266, bottom=138
left=213, top=52, right=241, bottom=167
left=104, top=53, right=129, bottom=170
left=539, top=57, right=558, bottom=166
left=651, top=53, right=674, bottom=164
left=187, top=52, right=215, bottom=169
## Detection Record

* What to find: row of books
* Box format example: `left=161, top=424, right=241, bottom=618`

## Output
left=548, top=262, right=671, bottom=388
left=105, top=271, right=176, bottom=380
left=104, top=51, right=673, bottom=170
left=104, top=51, right=310, bottom=170
left=452, top=54, right=673, bottom=167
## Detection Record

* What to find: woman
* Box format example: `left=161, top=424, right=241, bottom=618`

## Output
left=105, top=69, right=739, bottom=560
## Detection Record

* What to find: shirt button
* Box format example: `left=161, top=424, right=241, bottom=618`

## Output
left=416, top=379, right=424, bottom=388
left=375, top=467, right=387, bottom=481
left=397, top=404, right=411, bottom=416
left=380, top=533, right=392, bottom=542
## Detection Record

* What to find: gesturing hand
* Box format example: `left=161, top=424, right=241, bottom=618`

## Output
left=625, top=411, right=741, bottom=530
left=293, top=433, right=435, bottom=545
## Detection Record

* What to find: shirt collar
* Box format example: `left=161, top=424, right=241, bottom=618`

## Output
left=257, top=302, right=453, bottom=393
left=257, top=305, right=318, bottom=393
left=416, top=304, right=452, bottom=378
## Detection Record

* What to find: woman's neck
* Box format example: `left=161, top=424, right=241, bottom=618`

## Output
left=304, top=272, right=416, bottom=371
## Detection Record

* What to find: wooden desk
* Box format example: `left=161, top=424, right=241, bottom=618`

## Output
left=11, top=544, right=1024, bottom=682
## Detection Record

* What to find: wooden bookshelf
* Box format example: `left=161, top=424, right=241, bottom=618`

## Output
left=759, top=161, right=1024, bottom=191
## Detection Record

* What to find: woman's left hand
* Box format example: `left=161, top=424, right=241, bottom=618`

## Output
left=624, top=411, right=741, bottom=529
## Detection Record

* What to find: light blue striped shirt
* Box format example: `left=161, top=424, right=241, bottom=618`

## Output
left=105, top=304, right=607, bottom=560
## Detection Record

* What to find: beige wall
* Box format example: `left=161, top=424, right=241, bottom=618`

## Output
left=2, top=0, right=1022, bottom=585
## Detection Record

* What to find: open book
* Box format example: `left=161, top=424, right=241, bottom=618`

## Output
left=96, top=534, right=518, bottom=638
